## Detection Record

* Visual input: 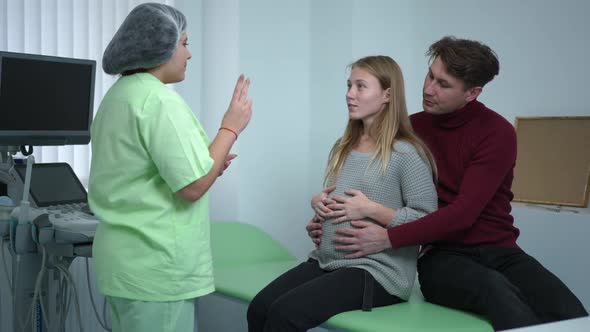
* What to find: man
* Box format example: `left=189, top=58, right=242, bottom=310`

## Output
left=307, top=36, right=587, bottom=331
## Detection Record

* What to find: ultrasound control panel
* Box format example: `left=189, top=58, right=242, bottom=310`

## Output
left=10, top=162, right=98, bottom=243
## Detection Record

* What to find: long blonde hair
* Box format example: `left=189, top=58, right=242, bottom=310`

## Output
left=324, top=55, right=437, bottom=185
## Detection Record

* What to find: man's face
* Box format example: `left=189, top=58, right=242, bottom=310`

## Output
left=422, top=56, right=480, bottom=115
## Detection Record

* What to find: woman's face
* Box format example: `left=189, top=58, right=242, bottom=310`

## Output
left=346, top=67, right=389, bottom=124
left=157, top=32, right=192, bottom=84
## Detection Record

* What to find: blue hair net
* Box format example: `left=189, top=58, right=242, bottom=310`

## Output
left=102, top=2, right=187, bottom=75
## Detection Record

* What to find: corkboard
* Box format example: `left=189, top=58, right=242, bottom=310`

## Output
left=512, top=117, right=590, bottom=207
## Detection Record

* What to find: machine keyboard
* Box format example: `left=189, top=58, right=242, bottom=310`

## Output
left=46, top=203, right=93, bottom=216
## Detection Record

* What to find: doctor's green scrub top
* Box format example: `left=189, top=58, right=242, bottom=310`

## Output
left=88, top=73, right=215, bottom=302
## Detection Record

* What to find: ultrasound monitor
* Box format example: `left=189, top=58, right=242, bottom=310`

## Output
left=14, top=163, right=87, bottom=207
left=0, top=51, right=96, bottom=146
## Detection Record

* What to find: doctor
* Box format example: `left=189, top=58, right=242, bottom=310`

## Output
left=88, top=3, right=252, bottom=332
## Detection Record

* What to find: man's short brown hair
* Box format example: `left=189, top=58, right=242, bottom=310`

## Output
left=427, top=36, right=499, bottom=89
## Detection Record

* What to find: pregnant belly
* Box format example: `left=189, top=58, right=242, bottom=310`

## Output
left=316, top=219, right=352, bottom=262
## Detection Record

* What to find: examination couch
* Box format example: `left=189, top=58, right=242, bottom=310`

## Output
left=201, top=221, right=493, bottom=332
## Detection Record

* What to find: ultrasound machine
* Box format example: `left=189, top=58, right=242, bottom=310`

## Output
left=9, top=162, right=97, bottom=245
left=0, top=50, right=99, bottom=331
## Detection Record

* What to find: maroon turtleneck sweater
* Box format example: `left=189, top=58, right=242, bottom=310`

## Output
left=388, top=100, right=520, bottom=249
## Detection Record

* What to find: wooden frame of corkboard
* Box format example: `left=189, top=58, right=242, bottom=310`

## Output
left=512, top=116, right=590, bottom=207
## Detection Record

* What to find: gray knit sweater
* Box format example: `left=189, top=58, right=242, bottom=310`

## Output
left=309, top=140, right=437, bottom=300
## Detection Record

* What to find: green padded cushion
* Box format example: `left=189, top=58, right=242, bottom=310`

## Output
left=210, top=221, right=493, bottom=331
left=326, top=304, right=492, bottom=332
left=326, top=285, right=492, bottom=332
left=210, top=221, right=296, bottom=269
left=214, top=261, right=300, bottom=301
left=213, top=261, right=491, bottom=332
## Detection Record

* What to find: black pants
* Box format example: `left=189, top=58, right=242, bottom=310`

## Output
left=247, top=258, right=403, bottom=332
left=418, top=246, right=588, bottom=331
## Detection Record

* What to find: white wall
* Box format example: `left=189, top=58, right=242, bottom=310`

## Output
left=176, top=0, right=590, bottom=310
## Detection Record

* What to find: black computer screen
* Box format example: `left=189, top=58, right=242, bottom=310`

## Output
left=14, top=163, right=87, bottom=207
left=0, top=51, right=95, bottom=145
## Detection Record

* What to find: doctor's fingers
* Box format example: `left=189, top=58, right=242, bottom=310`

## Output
left=231, top=75, right=246, bottom=102
left=239, top=77, right=251, bottom=102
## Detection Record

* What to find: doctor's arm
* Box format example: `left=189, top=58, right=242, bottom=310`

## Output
left=177, top=76, right=252, bottom=202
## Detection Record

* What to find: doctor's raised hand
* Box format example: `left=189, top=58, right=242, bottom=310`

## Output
left=221, top=74, right=253, bottom=139
left=215, top=74, right=252, bottom=176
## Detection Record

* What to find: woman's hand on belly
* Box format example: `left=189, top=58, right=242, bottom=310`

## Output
left=326, top=189, right=373, bottom=224
left=311, top=185, right=336, bottom=221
